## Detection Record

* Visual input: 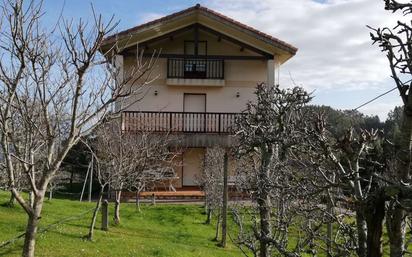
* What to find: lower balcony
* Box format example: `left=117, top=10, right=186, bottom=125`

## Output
left=122, top=111, right=241, bottom=134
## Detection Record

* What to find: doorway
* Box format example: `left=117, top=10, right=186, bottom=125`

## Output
left=182, top=148, right=205, bottom=186
left=183, top=93, right=206, bottom=132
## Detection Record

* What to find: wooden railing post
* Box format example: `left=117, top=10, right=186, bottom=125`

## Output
left=218, top=113, right=221, bottom=134
left=169, top=112, right=173, bottom=131
left=221, top=59, right=225, bottom=79
left=204, top=113, right=207, bottom=132
left=183, top=113, right=186, bottom=132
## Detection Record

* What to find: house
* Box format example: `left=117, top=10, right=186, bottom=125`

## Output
left=100, top=4, right=297, bottom=191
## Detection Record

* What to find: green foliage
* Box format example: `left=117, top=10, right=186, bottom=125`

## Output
left=384, top=106, right=403, bottom=143
left=304, top=105, right=384, bottom=138
left=61, top=140, right=91, bottom=177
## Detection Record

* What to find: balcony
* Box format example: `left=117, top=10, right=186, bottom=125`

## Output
left=122, top=111, right=240, bottom=134
left=167, top=58, right=225, bottom=86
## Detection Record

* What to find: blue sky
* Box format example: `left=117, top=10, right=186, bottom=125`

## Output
left=41, top=0, right=202, bottom=29
left=40, top=0, right=402, bottom=120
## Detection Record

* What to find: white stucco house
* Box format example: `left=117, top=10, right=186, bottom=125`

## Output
left=100, top=4, right=297, bottom=191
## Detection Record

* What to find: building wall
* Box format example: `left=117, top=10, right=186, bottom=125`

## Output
left=120, top=28, right=272, bottom=188
left=121, top=29, right=268, bottom=113
left=172, top=147, right=236, bottom=189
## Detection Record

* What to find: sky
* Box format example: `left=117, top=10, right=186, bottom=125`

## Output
left=40, top=0, right=403, bottom=121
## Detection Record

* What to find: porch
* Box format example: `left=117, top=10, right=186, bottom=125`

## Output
left=121, top=187, right=247, bottom=203
left=121, top=187, right=205, bottom=202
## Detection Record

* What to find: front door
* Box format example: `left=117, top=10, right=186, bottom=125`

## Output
left=182, top=148, right=205, bottom=186
left=183, top=94, right=206, bottom=132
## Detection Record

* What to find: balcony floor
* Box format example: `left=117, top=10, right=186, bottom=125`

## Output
left=166, top=78, right=225, bottom=86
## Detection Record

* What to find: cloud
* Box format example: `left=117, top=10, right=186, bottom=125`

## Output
left=137, top=12, right=164, bottom=24
left=205, top=0, right=402, bottom=119
left=135, top=0, right=403, bottom=119
left=358, top=101, right=401, bottom=119
left=208, top=0, right=394, bottom=88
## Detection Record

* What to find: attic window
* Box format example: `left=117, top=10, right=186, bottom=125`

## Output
left=184, top=41, right=207, bottom=56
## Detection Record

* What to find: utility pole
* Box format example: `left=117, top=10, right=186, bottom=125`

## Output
left=221, top=151, right=228, bottom=247
left=88, top=157, right=93, bottom=202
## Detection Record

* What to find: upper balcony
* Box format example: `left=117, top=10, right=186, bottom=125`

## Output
left=166, top=57, right=225, bottom=86
left=167, top=58, right=224, bottom=80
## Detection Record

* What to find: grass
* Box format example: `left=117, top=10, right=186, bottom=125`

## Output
left=0, top=191, right=242, bottom=257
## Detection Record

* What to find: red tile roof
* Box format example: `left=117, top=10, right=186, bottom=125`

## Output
left=102, top=4, right=297, bottom=55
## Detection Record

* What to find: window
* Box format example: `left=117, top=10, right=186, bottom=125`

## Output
left=184, top=41, right=207, bottom=56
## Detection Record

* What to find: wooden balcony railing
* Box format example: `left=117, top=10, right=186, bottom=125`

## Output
left=122, top=111, right=241, bottom=134
left=167, top=58, right=224, bottom=79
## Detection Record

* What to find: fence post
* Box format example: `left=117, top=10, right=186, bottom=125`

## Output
left=101, top=199, right=109, bottom=231
left=151, top=193, right=156, bottom=205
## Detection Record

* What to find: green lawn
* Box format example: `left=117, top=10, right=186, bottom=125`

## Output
left=0, top=192, right=242, bottom=257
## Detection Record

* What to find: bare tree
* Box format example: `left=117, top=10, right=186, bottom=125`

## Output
left=201, top=147, right=225, bottom=223
left=0, top=0, right=156, bottom=256
left=198, top=147, right=225, bottom=241
left=90, top=120, right=178, bottom=227
left=368, top=1, right=412, bottom=256
left=304, top=112, right=388, bottom=257
left=233, top=150, right=345, bottom=257
left=232, top=84, right=384, bottom=257
left=83, top=119, right=180, bottom=240
left=233, top=83, right=311, bottom=257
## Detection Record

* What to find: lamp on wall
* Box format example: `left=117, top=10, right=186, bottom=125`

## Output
left=154, top=90, right=158, bottom=96
left=236, top=92, right=240, bottom=98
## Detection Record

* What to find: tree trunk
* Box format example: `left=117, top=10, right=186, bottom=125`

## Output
left=48, top=189, right=53, bottom=201
left=87, top=188, right=104, bottom=241
left=258, top=193, right=271, bottom=257
left=326, top=198, right=333, bottom=257
left=386, top=104, right=412, bottom=257
left=356, top=207, right=367, bottom=257
left=397, top=106, right=412, bottom=182
left=29, top=191, right=34, bottom=208
left=101, top=199, right=109, bottom=231
left=70, top=170, right=74, bottom=190
left=214, top=210, right=221, bottom=241
left=135, top=191, right=141, bottom=212
left=366, top=193, right=385, bottom=257
left=257, top=148, right=273, bottom=257
left=22, top=191, right=45, bottom=257
left=220, top=152, right=228, bottom=248
left=8, top=191, right=15, bottom=207
left=205, top=207, right=212, bottom=225
left=114, top=190, right=122, bottom=225
left=387, top=205, right=406, bottom=257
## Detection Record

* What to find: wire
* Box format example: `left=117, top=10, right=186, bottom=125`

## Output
left=353, top=86, right=398, bottom=111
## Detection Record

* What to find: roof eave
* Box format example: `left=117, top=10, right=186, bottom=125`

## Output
left=100, top=4, right=298, bottom=62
